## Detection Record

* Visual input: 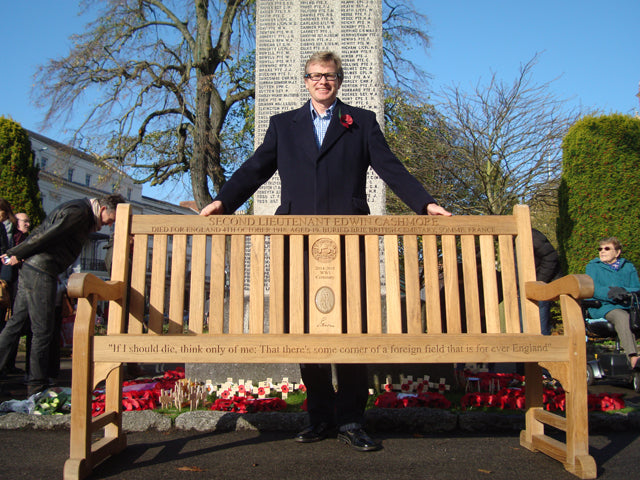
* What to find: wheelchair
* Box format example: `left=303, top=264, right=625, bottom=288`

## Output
left=582, top=294, right=640, bottom=392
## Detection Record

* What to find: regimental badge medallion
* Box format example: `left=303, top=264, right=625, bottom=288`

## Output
left=311, top=238, right=338, bottom=263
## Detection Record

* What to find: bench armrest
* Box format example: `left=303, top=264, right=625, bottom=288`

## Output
left=67, top=272, right=125, bottom=302
left=525, top=274, right=594, bottom=302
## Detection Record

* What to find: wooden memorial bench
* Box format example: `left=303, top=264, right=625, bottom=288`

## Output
left=64, top=204, right=596, bottom=479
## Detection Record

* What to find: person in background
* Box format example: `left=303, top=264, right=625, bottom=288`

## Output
left=0, top=211, right=30, bottom=376
left=14, top=213, right=30, bottom=244
left=585, top=237, right=640, bottom=369
left=200, top=51, right=451, bottom=452
left=0, top=199, right=17, bottom=321
left=0, top=194, right=125, bottom=396
left=532, top=229, right=563, bottom=335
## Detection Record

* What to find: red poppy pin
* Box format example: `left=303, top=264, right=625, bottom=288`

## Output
left=340, top=114, right=353, bottom=129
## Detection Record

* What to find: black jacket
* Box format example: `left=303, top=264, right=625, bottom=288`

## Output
left=8, top=198, right=96, bottom=277
left=532, top=228, right=562, bottom=283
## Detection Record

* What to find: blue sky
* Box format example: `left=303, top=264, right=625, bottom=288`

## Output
left=1, top=1, right=639, bottom=201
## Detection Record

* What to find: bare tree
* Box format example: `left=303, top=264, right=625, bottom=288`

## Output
left=35, top=0, right=255, bottom=209
left=434, top=54, right=580, bottom=215
left=382, top=0, right=431, bottom=93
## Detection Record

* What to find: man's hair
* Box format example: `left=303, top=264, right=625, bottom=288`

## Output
left=98, top=194, right=126, bottom=213
left=599, top=237, right=622, bottom=252
left=0, top=197, right=17, bottom=225
left=305, top=51, right=344, bottom=80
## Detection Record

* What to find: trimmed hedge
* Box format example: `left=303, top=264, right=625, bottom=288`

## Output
left=0, top=117, right=45, bottom=226
left=558, top=114, right=640, bottom=274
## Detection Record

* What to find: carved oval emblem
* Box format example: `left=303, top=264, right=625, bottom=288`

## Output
left=315, top=286, right=335, bottom=314
left=311, top=238, right=338, bottom=263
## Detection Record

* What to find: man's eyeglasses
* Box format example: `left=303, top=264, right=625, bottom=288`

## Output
left=304, top=72, right=340, bottom=82
left=598, top=246, right=612, bottom=251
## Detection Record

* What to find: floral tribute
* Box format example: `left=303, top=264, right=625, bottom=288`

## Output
left=374, top=374, right=452, bottom=409
left=206, top=377, right=305, bottom=413
left=382, top=374, right=450, bottom=394
left=211, top=396, right=287, bottom=413
left=85, top=368, right=626, bottom=417
left=461, top=386, right=625, bottom=412
left=459, top=371, right=626, bottom=412
left=92, top=367, right=186, bottom=417
left=375, top=391, right=452, bottom=409
left=90, top=371, right=307, bottom=416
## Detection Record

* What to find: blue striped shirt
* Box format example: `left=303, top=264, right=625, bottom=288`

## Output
left=310, top=101, right=337, bottom=148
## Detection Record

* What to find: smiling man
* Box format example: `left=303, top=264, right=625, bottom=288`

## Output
left=200, top=51, right=450, bottom=451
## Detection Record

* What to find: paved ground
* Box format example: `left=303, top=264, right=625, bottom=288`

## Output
left=1, top=428, right=640, bottom=479
left=2, top=354, right=640, bottom=479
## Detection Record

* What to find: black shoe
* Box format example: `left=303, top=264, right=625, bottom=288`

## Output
left=295, top=422, right=334, bottom=443
left=337, top=427, right=382, bottom=452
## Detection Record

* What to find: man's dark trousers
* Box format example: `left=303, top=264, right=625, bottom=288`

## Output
left=0, top=265, right=56, bottom=390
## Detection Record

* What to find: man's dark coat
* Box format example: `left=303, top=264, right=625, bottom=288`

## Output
left=215, top=99, right=435, bottom=215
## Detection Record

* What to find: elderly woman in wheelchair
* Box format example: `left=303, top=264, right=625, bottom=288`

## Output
left=585, top=237, right=640, bottom=371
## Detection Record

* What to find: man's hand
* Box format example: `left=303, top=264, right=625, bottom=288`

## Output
left=425, top=203, right=452, bottom=216
left=0, top=255, right=19, bottom=266
left=200, top=200, right=225, bottom=216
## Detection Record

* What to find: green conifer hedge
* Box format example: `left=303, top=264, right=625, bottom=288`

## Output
left=558, top=114, right=640, bottom=274
left=0, top=117, right=45, bottom=226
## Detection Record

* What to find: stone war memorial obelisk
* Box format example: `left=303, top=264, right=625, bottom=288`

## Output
left=187, top=0, right=386, bottom=384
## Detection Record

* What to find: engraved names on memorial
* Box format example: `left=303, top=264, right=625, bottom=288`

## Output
left=254, top=0, right=385, bottom=216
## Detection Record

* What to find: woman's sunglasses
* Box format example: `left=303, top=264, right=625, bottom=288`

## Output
left=598, top=247, right=612, bottom=251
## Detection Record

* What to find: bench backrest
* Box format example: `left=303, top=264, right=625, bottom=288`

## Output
left=107, top=204, right=539, bottom=338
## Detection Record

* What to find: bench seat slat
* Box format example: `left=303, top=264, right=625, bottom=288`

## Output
left=269, top=235, right=285, bottom=334
left=442, top=235, right=461, bottom=334
left=460, top=235, right=481, bottom=333
left=128, top=234, right=148, bottom=334
left=384, top=235, right=402, bottom=334
left=345, top=235, right=362, bottom=334
left=289, top=235, right=305, bottom=334
left=250, top=235, right=265, bottom=334
left=148, top=235, right=167, bottom=335
left=229, top=235, right=245, bottom=334
left=168, top=235, right=187, bottom=334
left=364, top=235, right=382, bottom=334
left=209, top=235, right=226, bottom=335
left=499, top=235, right=520, bottom=334
left=479, top=235, right=501, bottom=333
left=403, top=235, right=422, bottom=335
left=188, top=235, right=207, bottom=334
left=423, top=235, right=442, bottom=334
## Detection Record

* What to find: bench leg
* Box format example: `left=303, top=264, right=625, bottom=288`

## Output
left=103, top=364, right=127, bottom=452
left=520, top=362, right=544, bottom=450
left=520, top=295, right=597, bottom=479
left=65, top=297, right=127, bottom=480
left=65, top=297, right=96, bottom=480
left=562, top=295, right=596, bottom=479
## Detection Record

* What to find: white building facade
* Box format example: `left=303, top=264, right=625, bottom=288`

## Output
left=27, top=130, right=197, bottom=282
